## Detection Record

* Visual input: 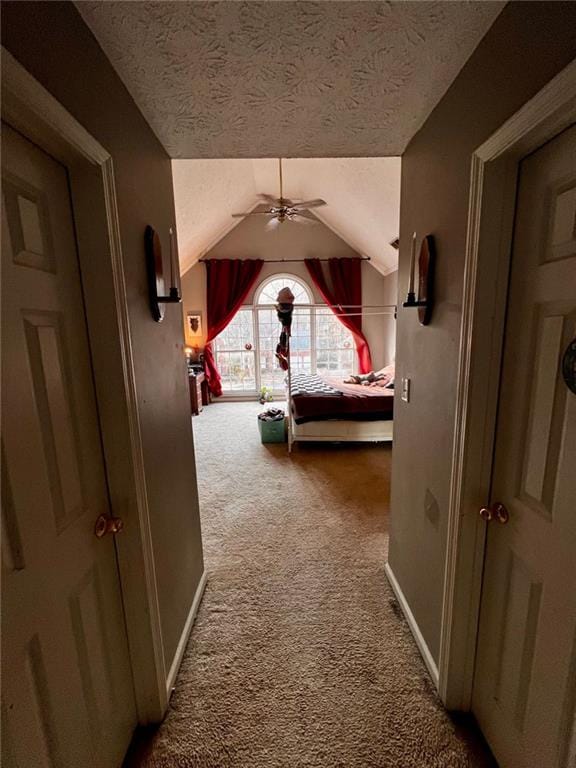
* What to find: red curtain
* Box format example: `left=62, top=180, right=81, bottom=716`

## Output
left=203, top=259, right=263, bottom=396
left=305, top=258, right=373, bottom=374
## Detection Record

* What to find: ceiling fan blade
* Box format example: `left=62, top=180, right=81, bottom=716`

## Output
left=232, top=210, right=274, bottom=218
left=294, top=210, right=318, bottom=222
left=292, top=199, right=327, bottom=209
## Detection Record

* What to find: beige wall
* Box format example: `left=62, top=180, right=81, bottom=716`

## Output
left=388, top=1, right=576, bottom=663
left=181, top=211, right=397, bottom=370
left=2, top=1, right=204, bottom=671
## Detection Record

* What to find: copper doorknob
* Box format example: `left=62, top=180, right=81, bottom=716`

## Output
left=94, top=514, right=124, bottom=538
left=479, top=502, right=509, bottom=524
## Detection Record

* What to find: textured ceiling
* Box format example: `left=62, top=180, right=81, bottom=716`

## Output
left=77, top=1, right=503, bottom=158
left=173, top=158, right=401, bottom=275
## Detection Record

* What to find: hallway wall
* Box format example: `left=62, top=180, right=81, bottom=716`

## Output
left=181, top=211, right=396, bottom=370
left=388, top=1, right=576, bottom=664
left=2, top=1, right=205, bottom=684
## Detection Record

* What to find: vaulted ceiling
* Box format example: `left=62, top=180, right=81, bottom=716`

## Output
left=77, top=1, right=503, bottom=158
left=173, top=158, right=401, bottom=275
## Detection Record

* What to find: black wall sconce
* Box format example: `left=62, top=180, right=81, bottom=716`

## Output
left=145, top=225, right=182, bottom=322
left=403, top=232, right=435, bottom=325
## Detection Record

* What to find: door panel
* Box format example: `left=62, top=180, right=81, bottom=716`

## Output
left=472, top=125, right=576, bottom=768
left=1, top=124, right=136, bottom=767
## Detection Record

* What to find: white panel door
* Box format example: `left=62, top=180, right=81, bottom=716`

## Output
left=472, top=125, right=576, bottom=767
left=1, top=124, right=137, bottom=767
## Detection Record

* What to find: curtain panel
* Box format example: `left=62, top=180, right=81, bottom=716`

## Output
left=203, top=258, right=264, bottom=396
left=304, top=258, right=373, bottom=374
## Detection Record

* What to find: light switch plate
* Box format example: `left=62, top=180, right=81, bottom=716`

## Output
left=401, top=377, right=410, bottom=403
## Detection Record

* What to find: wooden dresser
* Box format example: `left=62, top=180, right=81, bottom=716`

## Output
left=189, top=372, right=205, bottom=416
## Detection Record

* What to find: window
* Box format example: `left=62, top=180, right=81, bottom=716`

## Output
left=212, top=309, right=256, bottom=392
left=315, top=308, right=355, bottom=375
left=213, top=274, right=356, bottom=394
left=256, top=277, right=313, bottom=391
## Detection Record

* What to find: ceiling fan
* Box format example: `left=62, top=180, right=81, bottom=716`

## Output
left=232, top=158, right=327, bottom=226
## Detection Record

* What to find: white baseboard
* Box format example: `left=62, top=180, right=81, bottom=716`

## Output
left=165, top=570, right=208, bottom=696
left=384, top=562, right=439, bottom=687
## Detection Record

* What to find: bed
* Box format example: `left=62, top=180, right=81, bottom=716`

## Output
left=286, top=370, right=394, bottom=451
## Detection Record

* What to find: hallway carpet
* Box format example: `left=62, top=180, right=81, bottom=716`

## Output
left=138, top=402, right=494, bottom=768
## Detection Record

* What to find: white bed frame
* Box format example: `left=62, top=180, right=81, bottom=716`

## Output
left=285, top=337, right=394, bottom=452
left=288, top=414, right=393, bottom=452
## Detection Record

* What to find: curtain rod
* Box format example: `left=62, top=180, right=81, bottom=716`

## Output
left=313, top=311, right=395, bottom=317
left=290, top=303, right=396, bottom=309
left=199, top=256, right=371, bottom=263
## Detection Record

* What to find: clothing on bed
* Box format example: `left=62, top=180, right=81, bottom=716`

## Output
left=344, top=371, right=387, bottom=385
left=343, top=363, right=395, bottom=388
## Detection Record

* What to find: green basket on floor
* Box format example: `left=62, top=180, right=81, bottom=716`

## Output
left=257, top=415, right=286, bottom=443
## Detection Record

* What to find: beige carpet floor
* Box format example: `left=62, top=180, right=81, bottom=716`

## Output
left=133, top=401, right=495, bottom=768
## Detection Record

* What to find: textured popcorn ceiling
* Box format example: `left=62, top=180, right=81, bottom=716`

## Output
left=78, top=1, right=503, bottom=158
left=173, top=158, right=401, bottom=275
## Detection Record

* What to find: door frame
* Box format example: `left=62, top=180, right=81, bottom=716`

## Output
left=2, top=48, right=169, bottom=722
left=438, top=58, right=576, bottom=711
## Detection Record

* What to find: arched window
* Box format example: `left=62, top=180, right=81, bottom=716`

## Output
left=256, top=275, right=312, bottom=305
left=256, top=275, right=314, bottom=391
left=214, top=273, right=356, bottom=394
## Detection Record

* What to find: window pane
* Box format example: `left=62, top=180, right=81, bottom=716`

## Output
left=290, top=309, right=312, bottom=374
left=217, top=351, right=256, bottom=391
left=257, top=307, right=312, bottom=390
left=213, top=309, right=256, bottom=392
left=214, top=308, right=253, bottom=352
left=315, top=309, right=355, bottom=377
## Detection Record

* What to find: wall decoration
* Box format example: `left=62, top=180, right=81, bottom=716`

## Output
left=403, top=233, right=435, bottom=326
left=562, top=338, right=576, bottom=395
left=186, top=311, right=203, bottom=338
left=144, top=225, right=182, bottom=322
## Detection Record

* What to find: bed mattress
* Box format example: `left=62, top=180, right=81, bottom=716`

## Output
left=289, top=372, right=394, bottom=425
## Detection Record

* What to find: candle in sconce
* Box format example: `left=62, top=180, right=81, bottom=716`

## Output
left=169, top=226, right=182, bottom=297
left=408, top=232, right=416, bottom=296
left=169, top=227, right=175, bottom=290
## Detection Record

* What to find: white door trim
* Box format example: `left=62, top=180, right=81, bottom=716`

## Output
left=2, top=47, right=168, bottom=721
left=438, top=58, right=576, bottom=710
